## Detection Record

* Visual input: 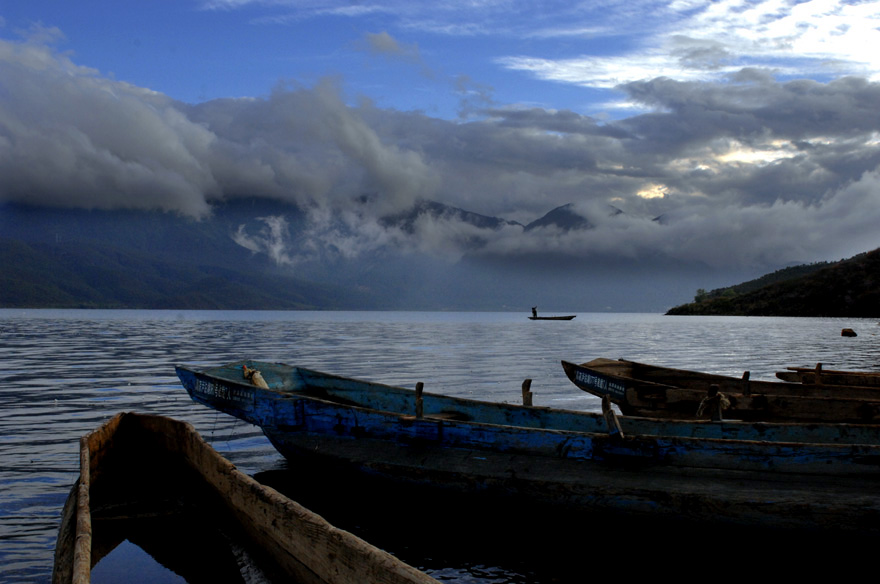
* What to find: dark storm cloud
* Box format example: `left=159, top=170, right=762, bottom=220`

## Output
left=184, top=79, right=438, bottom=216
left=0, top=34, right=436, bottom=219
left=615, top=74, right=880, bottom=207
left=0, top=32, right=219, bottom=217
left=2, top=32, right=880, bottom=271
left=621, top=75, right=880, bottom=145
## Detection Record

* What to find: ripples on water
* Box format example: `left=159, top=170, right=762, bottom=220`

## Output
left=1, top=309, right=878, bottom=582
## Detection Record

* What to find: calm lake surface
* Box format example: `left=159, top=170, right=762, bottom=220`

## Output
left=2, top=309, right=879, bottom=583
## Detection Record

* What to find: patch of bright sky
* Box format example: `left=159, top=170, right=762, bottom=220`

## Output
left=2, top=1, right=879, bottom=118
left=717, top=140, right=799, bottom=165
left=637, top=183, right=670, bottom=199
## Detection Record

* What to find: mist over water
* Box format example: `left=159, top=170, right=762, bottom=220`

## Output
left=2, top=309, right=878, bottom=582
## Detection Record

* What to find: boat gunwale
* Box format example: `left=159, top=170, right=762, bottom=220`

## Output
left=563, top=359, right=880, bottom=405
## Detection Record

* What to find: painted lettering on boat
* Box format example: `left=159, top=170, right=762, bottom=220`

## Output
left=194, top=378, right=255, bottom=409
left=574, top=370, right=626, bottom=399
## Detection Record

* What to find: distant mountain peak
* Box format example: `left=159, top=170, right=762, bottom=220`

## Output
left=524, top=203, right=588, bottom=232
left=524, top=203, right=626, bottom=232
left=380, top=199, right=522, bottom=233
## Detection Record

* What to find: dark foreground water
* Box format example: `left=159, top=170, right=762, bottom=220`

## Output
left=2, top=309, right=878, bottom=583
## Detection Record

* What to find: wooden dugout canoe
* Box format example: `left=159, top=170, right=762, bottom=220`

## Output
left=777, top=363, right=880, bottom=387
left=562, top=358, right=880, bottom=423
left=52, top=412, right=438, bottom=584
left=176, top=360, right=880, bottom=534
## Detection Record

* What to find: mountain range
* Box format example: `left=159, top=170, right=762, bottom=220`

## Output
left=0, top=198, right=789, bottom=312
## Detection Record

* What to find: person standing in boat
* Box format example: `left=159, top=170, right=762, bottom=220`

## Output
left=532, top=306, right=538, bottom=318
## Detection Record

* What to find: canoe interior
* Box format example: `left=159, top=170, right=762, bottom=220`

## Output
left=52, top=412, right=438, bottom=584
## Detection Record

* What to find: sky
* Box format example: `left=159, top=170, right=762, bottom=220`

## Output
left=3, top=0, right=880, bottom=276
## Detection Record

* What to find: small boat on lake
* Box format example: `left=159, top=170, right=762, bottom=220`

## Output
left=777, top=363, right=880, bottom=387
left=52, top=412, right=438, bottom=584
left=176, top=360, right=880, bottom=534
left=562, top=358, right=880, bottom=423
left=529, top=306, right=576, bottom=320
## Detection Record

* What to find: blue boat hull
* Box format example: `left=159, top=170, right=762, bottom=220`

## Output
left=176, top=360, right=880, bottom=533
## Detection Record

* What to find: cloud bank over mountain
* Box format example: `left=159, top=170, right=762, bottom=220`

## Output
left=2, top=27, right=880, bottom=279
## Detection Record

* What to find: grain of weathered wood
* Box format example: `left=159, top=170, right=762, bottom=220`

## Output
left=53, top=413, right=438, bottom=584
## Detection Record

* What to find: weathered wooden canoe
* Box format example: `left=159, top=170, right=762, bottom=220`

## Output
left=562, top=358, right=880, bottom=423
left=176, top=361, right=880, bottom=533
left=777, top=363, right=880, bottom=387
left=528, top=315, right=576, bottom=320
left=52, top=412, right=438, bottom=584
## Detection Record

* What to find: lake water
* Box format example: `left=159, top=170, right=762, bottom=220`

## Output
left=2, top=309, right=878, bottom=583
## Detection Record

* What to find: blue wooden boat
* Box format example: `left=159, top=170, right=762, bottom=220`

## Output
left=562, top=358, right=880, bottom=423
left=176, top=360, right=880, bottom=533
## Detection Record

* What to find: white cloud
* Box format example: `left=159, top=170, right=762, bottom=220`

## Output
left=500, top=1, right=880, bottom=89
left=497, top=53, right=728, bottom=90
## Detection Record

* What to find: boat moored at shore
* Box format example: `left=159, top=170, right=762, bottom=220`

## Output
left=176, top=360, right=880, bottom=535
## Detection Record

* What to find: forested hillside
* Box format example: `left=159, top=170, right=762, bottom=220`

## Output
left=667, top=249, right=880, bottom=317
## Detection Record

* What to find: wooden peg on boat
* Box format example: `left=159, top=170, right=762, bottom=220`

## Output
left=814, top=362, right=824, bottom=385
left=522, top=379, right=533, bottom=406
left=601, top=395, right=624, bottom=439
left=415, top=382, right=424, bottom=419
left=741, top=370, right=751, bottom=396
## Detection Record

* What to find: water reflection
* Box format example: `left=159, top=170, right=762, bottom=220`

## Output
left=1, top=309, right=878, bottom=582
